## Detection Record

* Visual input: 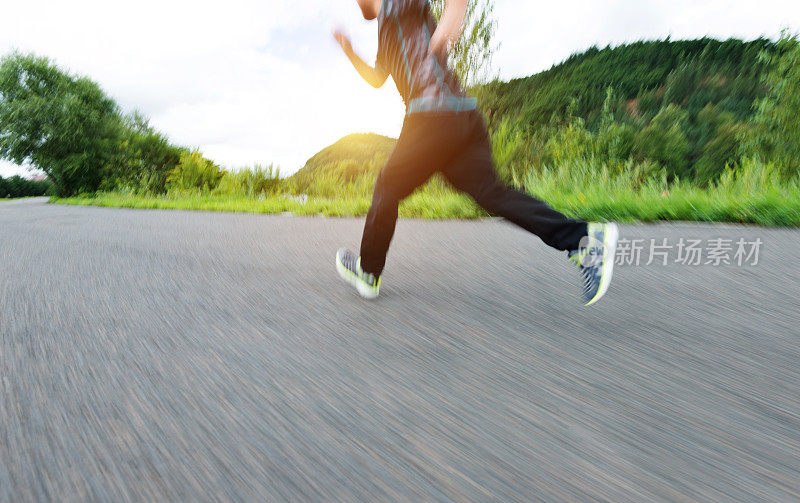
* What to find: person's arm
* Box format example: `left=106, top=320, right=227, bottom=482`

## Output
left=429, top=0, right=468, bottom=57
left=333, top=31, right=389, bottom=88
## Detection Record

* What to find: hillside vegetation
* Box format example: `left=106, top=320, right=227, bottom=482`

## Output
left=479, top=38, right=772, bottom=127
left=287, top=38, right=790, bottom=188
left=474, top=37, right=780, bottom=184
left=7, top=36, right=800, bottom=225
left=289, top=134, right=396, bottom=196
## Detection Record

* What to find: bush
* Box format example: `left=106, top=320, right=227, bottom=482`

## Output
left=540, top=102, right=595, bottom=168
left=740, top=33, right=800, bottom=178
left=215, top=164, right=282, bottom=196
left=695, top=122, right=744, bottom=184
left=0, top=175, right=51, bottom=197
left=663, top=60, right=703, bottom=106
left=166, top=150, right=223, bottom=191
left=490, top=116, right=531, bottom=184
left=633, top=105, right=690, bottom=178
left=103, top=112, right=183, bottom=194
left=530, top=92, right=636, bottom=175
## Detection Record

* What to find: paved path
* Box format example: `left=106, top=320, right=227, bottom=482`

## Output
left=1, top=197, right=799, bottom=502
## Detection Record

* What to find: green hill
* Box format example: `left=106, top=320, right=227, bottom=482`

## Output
left=294, top=133, right=396, bottom=180
left=475, top=38, right=779, bottom=181
left=476, top=37, right=774, bottom=128
left=297, top=38, right=779, bottom=185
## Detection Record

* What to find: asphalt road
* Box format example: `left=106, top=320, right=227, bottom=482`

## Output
left=1, top=197, right=799, bottom=502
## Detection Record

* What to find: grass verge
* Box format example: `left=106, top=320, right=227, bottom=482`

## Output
left=52, top=158, right=800, bottom=226
left=52, top=181, right=800, bottom=227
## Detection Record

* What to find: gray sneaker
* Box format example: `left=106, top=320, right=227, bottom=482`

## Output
left=568, top=222, right=619, bottom=306
left=336, top=248, right=381, bottom=299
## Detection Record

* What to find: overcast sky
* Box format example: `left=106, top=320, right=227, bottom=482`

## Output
left=1, top=0, right=798, bottom=178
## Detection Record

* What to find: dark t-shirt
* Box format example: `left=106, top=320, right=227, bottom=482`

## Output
left=375, top=0, right=477, bottom=114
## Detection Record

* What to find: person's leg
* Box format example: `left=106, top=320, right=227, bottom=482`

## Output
left=358, top=170, right=420, bottom=276
left=442, top=111, right=588, bottom=252
left=360, top=113, right=471, bottom=275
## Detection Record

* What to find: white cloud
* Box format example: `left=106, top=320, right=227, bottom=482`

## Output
left=2, top=0, right=799, bottom=178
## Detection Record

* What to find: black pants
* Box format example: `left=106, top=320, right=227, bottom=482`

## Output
left=360, top=109, right=588, bottom=276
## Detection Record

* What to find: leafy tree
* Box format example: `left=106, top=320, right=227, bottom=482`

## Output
left=695, top=122, right=744, bottom=184
left=0, top=52, right=123, bottom=196
left=104, top=111, right=183, bottom=193
left=595, top=87, right=636, bottom=163
left=430, top=0, right=497, bottom=86
left=740, top=33, right=800, bottom=177
left=633, top=105, right=690, bottom=177
left=0, top=174, right=50, bottom=197
left=166, top=150, right=223, bottom=191
left=690, top=104, right=743, bottom=183
left=663, top=60, right=704, bottom=106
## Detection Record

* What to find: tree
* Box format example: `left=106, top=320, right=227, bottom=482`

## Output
left=0, top=52, right=122, bottom=196
left=104, top=111, right=183, bottom=193
left=0, top=174, right=50, bottom=197
left=430, top=0, right=497, bottom=86
left=692, top=104, right=743, bottom=184
left=633, top=105, right=690, bottom=178
left=166, top=150, right=223, bottom=191
left=740, top=33, right=800, bottom=177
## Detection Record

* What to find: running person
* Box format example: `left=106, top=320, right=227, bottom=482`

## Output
left=334, top=0, right=619, bottom=305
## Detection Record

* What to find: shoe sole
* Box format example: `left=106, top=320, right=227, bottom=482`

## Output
left=585, top=222, right=619, bottom=306
left=336, top=250, right=379, bottom=299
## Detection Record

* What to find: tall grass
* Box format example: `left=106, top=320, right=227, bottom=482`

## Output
left=54, top=156, right=800, bottom=226
left=524, top=157, right=800, bottom=226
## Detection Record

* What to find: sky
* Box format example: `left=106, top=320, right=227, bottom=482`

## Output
left=1, top=0, right=799, bottom=178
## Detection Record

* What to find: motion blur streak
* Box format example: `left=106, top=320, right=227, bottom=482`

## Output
left=1, top=198, right=799, bottom=501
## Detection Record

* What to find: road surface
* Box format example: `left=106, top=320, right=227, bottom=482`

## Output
left=1, top=197, right=799, bottom=502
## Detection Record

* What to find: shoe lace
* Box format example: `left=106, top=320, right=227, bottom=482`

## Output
left=581, top=266, right=594, bottom=295
left=342, top=251, right=358, bottom=272
left=355, top=257, right=380, bottom=287
left=571, top=247, right=602, bottom=296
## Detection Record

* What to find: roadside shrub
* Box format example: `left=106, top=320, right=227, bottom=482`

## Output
left=490, top=116, right=530, bottom=184
left=103, top=112, right=183, bottom=194
left=215, top=164, right=282, bottom=196
left=166, top=150, right=223, bottom=191
left=633, top=105, right=690, bottom=178
left=0, top=175, right=51, bottom=197
left=333, top=160, right=364, bottom=183
left=541, top=116, right=594, bottom=168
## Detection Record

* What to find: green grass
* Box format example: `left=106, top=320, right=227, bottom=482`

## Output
left=519, top=160, right=800, bottom=226
left=52, top=158, right=800, bottom=227
left=51, top=190, right=482, bottom=219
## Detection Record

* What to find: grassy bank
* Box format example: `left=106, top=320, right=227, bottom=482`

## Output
left=53, top=160, right=800, bottom=226
left=52, top=189, right=480, bottom=219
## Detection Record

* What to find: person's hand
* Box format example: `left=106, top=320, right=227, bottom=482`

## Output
left=333, top=30, right=353, bottom=55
